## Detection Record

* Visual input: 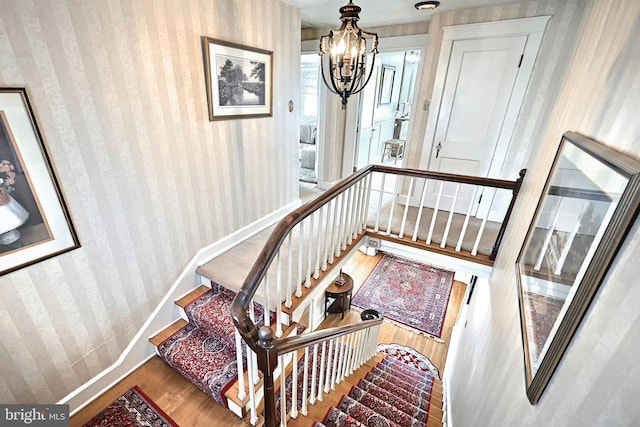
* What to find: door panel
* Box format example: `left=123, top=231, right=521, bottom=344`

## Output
left=426, top=35, right=527, bottom=212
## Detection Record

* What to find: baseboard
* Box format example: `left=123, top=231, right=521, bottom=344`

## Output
left=59, top=199, right=301, bottom=416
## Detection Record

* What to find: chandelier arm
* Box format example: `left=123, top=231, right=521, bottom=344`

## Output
left=350, top=52, right=377, bottom=96
left=320, top=53, right=342, bottom=96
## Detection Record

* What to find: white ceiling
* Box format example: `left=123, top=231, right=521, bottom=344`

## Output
left=281, top=0, right=523, bottom=29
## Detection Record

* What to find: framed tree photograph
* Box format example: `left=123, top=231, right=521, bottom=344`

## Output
left=0, top=88, right=80, bottom=275
left=515, top=131, right=640, bottom=404
left=202, top=37, right=273, bottom=121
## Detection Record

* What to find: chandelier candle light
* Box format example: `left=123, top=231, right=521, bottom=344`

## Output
left=319, top=1, right=379, bottom=109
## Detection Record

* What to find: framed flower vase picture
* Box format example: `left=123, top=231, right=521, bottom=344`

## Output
left=0, top=88, right=80, bottom=275
left=515, top=131, right=640, bottom=404
left=202, top=37, right=273, bottom=121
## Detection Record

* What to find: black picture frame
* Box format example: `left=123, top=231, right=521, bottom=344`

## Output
left=0, top=88, right=80, bottom=275
left=378, top=65, right=395, bottom=106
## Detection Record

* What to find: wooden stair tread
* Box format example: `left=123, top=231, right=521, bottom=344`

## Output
left=149, top=319, right=188, bottom=347
left=175, top=285, right=210, bottom=308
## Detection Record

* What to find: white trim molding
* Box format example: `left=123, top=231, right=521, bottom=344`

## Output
left=59, top=199, right=300, bottom=415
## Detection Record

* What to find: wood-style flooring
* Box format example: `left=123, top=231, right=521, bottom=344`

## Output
left=70, top=250, right=465, bottom=427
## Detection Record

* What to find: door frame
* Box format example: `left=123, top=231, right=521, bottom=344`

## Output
left=419, top=16, right=551, bottom=178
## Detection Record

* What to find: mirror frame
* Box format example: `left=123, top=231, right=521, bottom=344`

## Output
left=515, top=131, right=640, bottom=404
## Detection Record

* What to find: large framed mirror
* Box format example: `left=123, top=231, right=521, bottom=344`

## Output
left=515, top=131, right=640, bottom=404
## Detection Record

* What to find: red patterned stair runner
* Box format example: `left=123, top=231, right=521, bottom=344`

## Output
left=317, top=354, right=437, bottom=427
left=156, top=283, right=266, bottom=407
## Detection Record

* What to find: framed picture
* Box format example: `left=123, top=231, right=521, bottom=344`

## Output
left=0, top=88, right=80, bottom=275
left=202, top=37, right=273, bottom=121
left=515, top=131, right=640, bottom=404
left=378, top=65, right=395, bottom=106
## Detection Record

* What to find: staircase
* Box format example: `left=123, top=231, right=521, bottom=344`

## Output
left=305, top=349, right=444, bottom=427
left=147, top=165, right=523, bottom=426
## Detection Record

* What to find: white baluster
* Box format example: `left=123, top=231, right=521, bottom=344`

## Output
left=362, top=174, right=373, bottom=232
left=385, top=176, right=400, bottom=235
left=305, top=215, right=314, bottom=287
left=310, top=343, right=318, bottom=404
left=296, top=222, right=303, bottom=297
left=247, top=345, right=258, bottom=425
left=412, top=178, right=429, bottom=241
left=472, top=188, right=499, bottom=257
left=326, top=198, right=336, bottom=266
left=427, top=181, right=444, bottom=244
left=441, top=183, right=461, bottom=248
left=374, top=173, right=386, bottom=232
left=336, top=192, right=346, bottom=255
left=285, top=233, right=293, bottom=308
left=234, top=329, right=246, bottom=401
left=264, top=276, right=271, bottom=328
left=301, top=346, right=310, bottom=416
left=291, top=350, right=298, bottom=419
left=345, top=187, right=354, bottom=247
left=336, top=335, right=346, bottom=383
left=331, top=338, right=340, bottom=389
left=279, top=355, right=286, bottom=427
left=399, top=177, right=415, bottom=238
left=456, top=186, right=478, bottom=252
left=325, top=339, right=334, bottom=393
left=249, top=301, right=259, bottom=384
left=314, top=206, right=323, bottom=279
left=317, top=341, right=326, bottom=401
left=276, top=252, right=283, bottom=337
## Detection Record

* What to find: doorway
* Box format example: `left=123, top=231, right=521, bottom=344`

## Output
left=354, top=49, right=421, bottom=171
left=419, top=16, right=550, bottom=217
left=299, top=54, right=320, bottom=184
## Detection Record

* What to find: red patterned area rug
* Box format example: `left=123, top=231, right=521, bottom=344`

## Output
left=83, top=386, right=178, bottom=426
left=352, top=253, right=454, bottom=341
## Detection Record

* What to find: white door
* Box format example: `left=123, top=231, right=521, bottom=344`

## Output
left=429, top=36, right=526, bottom=177
left=425, top=35, right=526, bottom=213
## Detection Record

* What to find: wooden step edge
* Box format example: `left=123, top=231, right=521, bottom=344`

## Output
left=281, top=233, right=367, bottom=316
left=244, top=412, right=264, bottom=427
left=364, top=229, right=494, bottom=266
left=149, top=319, right=189, bottom=347
left=175, top=285, right=210, bottom=309
left=426, top=417, right=444, bottom=427
left=225, top=321, right=301, bottom=410
left=427, top=405, right=444, bottom=422
left=225, top=368, right=265, bottom=410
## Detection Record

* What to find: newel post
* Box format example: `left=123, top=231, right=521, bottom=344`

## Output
left=256, top=325, right=279, bottom=427
left=490, top=168, right=526, bottom=260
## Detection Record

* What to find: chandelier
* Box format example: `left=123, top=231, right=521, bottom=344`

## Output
left=319, top=1, right=379, bottom=109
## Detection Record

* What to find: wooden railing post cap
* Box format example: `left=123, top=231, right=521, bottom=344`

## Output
left=258, top=325, right=275, bottom=348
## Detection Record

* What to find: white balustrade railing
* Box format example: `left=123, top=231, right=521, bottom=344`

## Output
left=231, top=165, right=525, bottom=427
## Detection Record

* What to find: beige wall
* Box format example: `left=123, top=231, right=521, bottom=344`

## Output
left=450, top=0, right=640, bottom=424
left=0, top=0, right=300, bottom=404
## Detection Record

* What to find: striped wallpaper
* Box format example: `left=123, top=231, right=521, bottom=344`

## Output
left=0, top=0, right=300, bottom=404
left=446, top=0, right=640, bottom=425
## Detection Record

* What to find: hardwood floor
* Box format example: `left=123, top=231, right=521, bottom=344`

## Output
left=71, top=250, right=465, bottom=427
